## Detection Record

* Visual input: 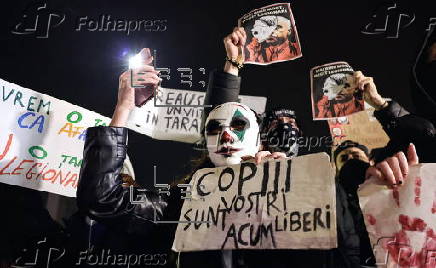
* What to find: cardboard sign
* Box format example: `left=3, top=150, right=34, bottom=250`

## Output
left=358, top=164, right=436, bottom=267
left=172, top=153, right=337, bottom=252
left=127, top=87, right=267, bottom=143
left=328, top=109, right=390, bottom=152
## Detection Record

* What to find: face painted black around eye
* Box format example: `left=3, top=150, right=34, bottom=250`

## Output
left=206, top=120, right=222, bottom=135
left=230, top=116, right=250, bottom=131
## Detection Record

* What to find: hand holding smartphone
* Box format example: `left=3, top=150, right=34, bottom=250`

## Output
left=129, top=48, right=160, bottom=107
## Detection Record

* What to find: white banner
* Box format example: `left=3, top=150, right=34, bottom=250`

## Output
left=172, top=153, right=337, bottom=252
left=127, top=87, right=267, bottom=143
left=0, top=79, right=267, bottom=197
left=358, top=164, right=436, bottom=268
left=0, top=78, right=111, bottom=197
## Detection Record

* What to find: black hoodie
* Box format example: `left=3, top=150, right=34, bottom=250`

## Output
left=411, top=25, right=436, bottom=126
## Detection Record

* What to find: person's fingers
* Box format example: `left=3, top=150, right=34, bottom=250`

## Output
left=135, top=72, right=160, bottom=80
left=365, top=77, right=374, bottom=87
left=395, top=151, right=409, bottom=179
left=234, top=30, right=245, bottom=47
left=241, top=155, right=254, bottom=161
left=234, top=30, right=243, bottom=41
left=231, top=32, right=240, bottom=46
left=407, top=143, right=419, bottom=165
left=236, top=27, right=246, bottom=40
left=358, top=77, right=373, bottom=90
left=386, top=156, right=403, bottom=184
left=363, top=77, right=374, bottom=90
left=255, top=151, right=271, bottom=165
left=133, top=74, right=160, bottom=85
left=133, top=73, right=160, bottom=82
left=119, top=78, right=127, bottom=90
left=238, top=27, right=246, bottom=37
left=270, top=152, right=287, bottom=159
left=354, top=76, right=363, bottom=90
left=254, top=153, right=262, bottom=165
left=135, top=79, right=159, bottom=86
left=119, top=70, right=130, bottom=82
left=376, top=161, right=396, bottom=185
left=357, top=77, right=367, bottom=90
left=223, top=35, right=231, bottom=45
left=354, top=71, right=363, bottom=78
left=365, top=166, right=384, bottom=181
left=117, top=70, right=135, bottom=103
left=139, top=78, right=160, bottom=85
left=141, top=77, right=160, bottom=85
left=224, top=36, right=235, bottom=52
left=135, top=65, right=156, bottom=73
left=119, top=71, right=133, bottom=91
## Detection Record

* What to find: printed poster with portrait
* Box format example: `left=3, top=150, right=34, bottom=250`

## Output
left=238, top=3, right=302, bottom=65
left=311, top=62, right=364, bottom=120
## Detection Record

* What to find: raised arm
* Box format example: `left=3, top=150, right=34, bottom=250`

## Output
left=76, top=49, right=169, bottom=235
left=354, top=71, right=435, bottom=162
left=203, top=27, right=246, bottom=120
left=354, top=71, right=410, bottom=135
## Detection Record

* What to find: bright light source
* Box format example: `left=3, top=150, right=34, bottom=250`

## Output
left=128, top=54, right=143, bottom=69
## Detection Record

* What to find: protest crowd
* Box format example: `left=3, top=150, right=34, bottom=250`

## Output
left=1, top=3, right=436, bottom=268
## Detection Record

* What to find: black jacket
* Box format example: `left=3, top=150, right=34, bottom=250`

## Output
left=77, top=126, right=361, bottom=268
left=77, top=71, right=361, bottom=268
left=372, top=100, right=436, bottom=163
left=411, top=25, right=436, bottom=126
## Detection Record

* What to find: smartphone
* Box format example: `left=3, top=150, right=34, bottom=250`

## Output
left=132, top=49, right=158, bottom=107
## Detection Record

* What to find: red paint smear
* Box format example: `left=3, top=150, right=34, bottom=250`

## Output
left=367, top=214, right=376, bottom=225
left=422, top=229, right=436, bottom=267
left=384, top=215, right=436, bottom=267
left=399, top=214, right=427, bottom=232
left=415, top=197, right=422, bottom=206
left=432, top=201, right=436, bottom=214
left=415, top=177, right=422, bottom=206
left=410, top=218, right=427, bottom=232
left=386, top=230, right=414, bottom=267
left=393, top=187, right=400, bottom=207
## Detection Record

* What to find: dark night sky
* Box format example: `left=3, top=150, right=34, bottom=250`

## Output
left=0, top=0, right=434, bottom=219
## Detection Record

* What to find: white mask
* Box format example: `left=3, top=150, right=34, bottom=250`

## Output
left=204, top=102, right=260, bottom=167
left=252, top=16, right=277, bottom=43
